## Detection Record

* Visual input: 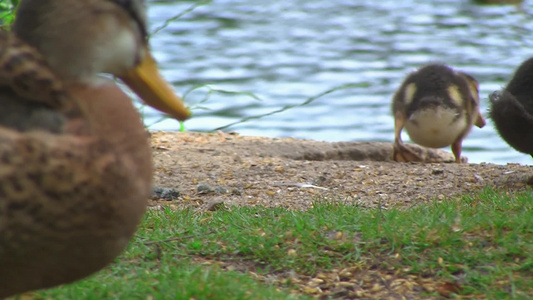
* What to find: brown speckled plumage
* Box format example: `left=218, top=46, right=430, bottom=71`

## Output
left=0, top=32, right=74, bottom=133
left=0, top=32, right=67, bottom=108
left=0, top=0, right=189, bottom=297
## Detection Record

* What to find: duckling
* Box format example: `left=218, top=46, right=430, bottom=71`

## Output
left=392, top=64, right=486, bottom=163
left=0, top=0, right=190, bottom=297
left=489, top=57, right=533, bottom=157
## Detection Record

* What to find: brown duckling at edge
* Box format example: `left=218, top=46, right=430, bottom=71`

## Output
left=0, top=0, right=190, bottom=298
left=392, top=64, right=486, bottom=163
left=489, top=57, right=533, bottom=158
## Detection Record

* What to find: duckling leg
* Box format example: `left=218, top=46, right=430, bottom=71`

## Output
left=393, top=112, right=423, bottom=162
left=451, top=139, right=463, bottom=163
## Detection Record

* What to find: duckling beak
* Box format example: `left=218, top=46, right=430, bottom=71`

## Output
left=118, top=50, right=191, bottom=121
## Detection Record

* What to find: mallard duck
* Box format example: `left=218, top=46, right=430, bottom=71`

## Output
left=0, top=0, right=190, bottom=297
left=392, top=64, right=486, bottom=163
left=489, top=58, right=533, bottom=157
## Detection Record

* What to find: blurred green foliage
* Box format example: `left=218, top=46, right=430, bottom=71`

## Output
left=0, top=0, right=18, bottom=28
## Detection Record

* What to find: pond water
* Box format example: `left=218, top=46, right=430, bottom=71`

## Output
left=144, top=0, right=533, bottom=165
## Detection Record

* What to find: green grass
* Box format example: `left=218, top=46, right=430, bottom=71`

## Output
left=35, top=262, right=299, bottom=300
left=31, top=188, right=532, bottom=299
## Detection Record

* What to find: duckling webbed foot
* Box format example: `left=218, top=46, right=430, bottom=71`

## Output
left=392, top=112, right=424, bottom=162
left=393, top=141, right=424, bottom=162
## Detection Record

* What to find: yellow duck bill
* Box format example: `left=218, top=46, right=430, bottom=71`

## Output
left=119, top=50, right=191, bottom=121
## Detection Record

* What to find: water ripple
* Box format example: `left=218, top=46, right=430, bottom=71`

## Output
left=145, top=0, right=533, bottom=164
